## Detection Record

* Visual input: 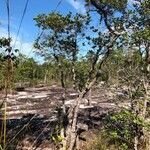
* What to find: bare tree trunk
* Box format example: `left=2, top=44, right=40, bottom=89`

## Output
left=145, top=132, right=150, bottom=150
left=68, top=92, right=84, bottom=150
left=134, top=136, right=138, bottom=150
left=142, top=79, right=150, bottom=150
left=146, top=44, right=150, bottom=72
left=67, top=40, right=116, bottom=150
left=56, top=59, right=68, bottom=150
left=76, top=135, right=80, bottom=150
left=142, top=80, right=148, bottom=118
left=60, top=91, right=67, bottom=150
left=72, top=65, right=76, bottom=90
left=44, top=70, right=47, bottom=85
left=67, top=50, right=111, bottom=149
left=60, top=73, right=68, bottom=150
left=88, top=89, right=92, bottom=106
left=87, top=89, right=92, bottom=120
left=68, top=78, right=97, bottom=150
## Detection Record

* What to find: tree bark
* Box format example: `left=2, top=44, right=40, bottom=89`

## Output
left=146, top=44, right=150, bottom=72
left=56, top=58, right=68, bottom=150
left=44, top=70, right=47, bottom=85
left=68, top=77, right=97, bottom=150
left=134, top=136, right=138, bottom=150
left=88, top=89, right=92, bottom=106
left=142, top=79, right=150, bottom=150
left=60, top=91, right=67, bottom=150
left=68, top=92, right=84, bottom=150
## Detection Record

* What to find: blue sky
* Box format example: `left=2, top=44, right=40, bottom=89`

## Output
left=0, top=0, right=136, bottom=62
left=0, top=0, right=87, bottom=62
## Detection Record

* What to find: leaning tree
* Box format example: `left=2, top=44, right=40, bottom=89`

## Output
left=87, top=0, right=150, bottom=149
left=33, top=1, right=150, bottom=150
left=34, top=9, right=122, bottom=149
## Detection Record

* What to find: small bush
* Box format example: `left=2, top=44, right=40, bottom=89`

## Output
left=104, top=109, right=147, bottom=150
left=85, top=109, right=149, bottom=150
left=85, top=132, right=118, bottom=150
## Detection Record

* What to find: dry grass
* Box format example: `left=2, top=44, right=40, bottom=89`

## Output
left=82, top=131, right=118, bottom=150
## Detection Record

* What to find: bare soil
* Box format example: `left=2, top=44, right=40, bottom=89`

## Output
left=0, top=84, right=128, bottom=149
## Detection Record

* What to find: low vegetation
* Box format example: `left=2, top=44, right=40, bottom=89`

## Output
left=0, top=0, right=150, bottom=150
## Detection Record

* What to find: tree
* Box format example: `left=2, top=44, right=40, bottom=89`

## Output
left=15, top=54, right=43, bottom=86
left=34, top=12, right=91, bottom=149
left=34, top=9, right=121, bottom=149
left=87, top=0, right=150, bottom=149
left=33, top=1, right=150, bottom=149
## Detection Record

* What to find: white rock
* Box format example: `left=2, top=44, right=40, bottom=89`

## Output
left=18, top=92, right=28, bottom=95
left=32, top=95, right=47, bottom=99
left=91, top=101, right=97, bottom=104
left=65, top=100, right=75, bottom=105
left=79, top=104, right=94, bottom=109
left=69, top=93, right=78, bottom=96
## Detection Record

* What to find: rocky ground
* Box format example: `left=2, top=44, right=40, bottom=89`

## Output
left=0, top=84, right=130, bottom=150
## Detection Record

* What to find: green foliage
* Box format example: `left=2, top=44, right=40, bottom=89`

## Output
left=0, top=145, right=2, bottom=150
left=101, top=49, right=125, bottom=84
left=86, top=133, right=117, bottom=150
left=34, top=13, right=70, bottom=32
left=34, top=12, right=94, bottom=89
left=50, top=125, right=64, bottom=143
left=15, top=55, right=39, bottom=85
left=0, top=1, right=149, bottom=149
left=0, top=37, right=10, bottom=48
left=100, top=0, right=128, bottom=11
left=13, top=54, right=72, bottom=87
left=104, top=109, right=149, bottom=149
left=50, top=133, right=64, bottom=143
left=75, top=60, right=90, bottom=90
left=86, top=0, right=128, bottom=12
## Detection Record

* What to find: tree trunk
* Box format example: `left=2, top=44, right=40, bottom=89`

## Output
left=44, top=70, right=47, bottom=85
left=60, top=92, right=67, bottom=150
left=142, top=80, right=148, bottom=118
left=60, top=76, right=68, bottom=150
left=145, top=132, right=150, bottom=150
left=68, top=79, right=97, bottom=150
left=142, top=80, right=150, bottom=150
left=76, top=135, right=80, bottom=150
left=68, top=92, right=84, bottom=150
left=134, top=136, right=138, bottom=150
left=87, top=89, right=92, bottom=120
left=88, top=89, right=92, bottom=106
left=61, top=70, right=65, bottom=89
left=60, top=122, right=67, bottom=150
left=146, top=44, right=150, bottom=72
left=57, top=61, right=68, bottom=150
left=71, top=62, right=78, bottom=92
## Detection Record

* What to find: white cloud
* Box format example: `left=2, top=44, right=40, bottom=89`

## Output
left=66, top=0, right=86, bottom=14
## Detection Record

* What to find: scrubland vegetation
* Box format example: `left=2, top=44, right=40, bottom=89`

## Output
left=0, top=0, right=150, bottom=150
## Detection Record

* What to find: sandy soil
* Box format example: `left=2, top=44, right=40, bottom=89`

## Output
left=0, top=85, right=129, bottom=149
